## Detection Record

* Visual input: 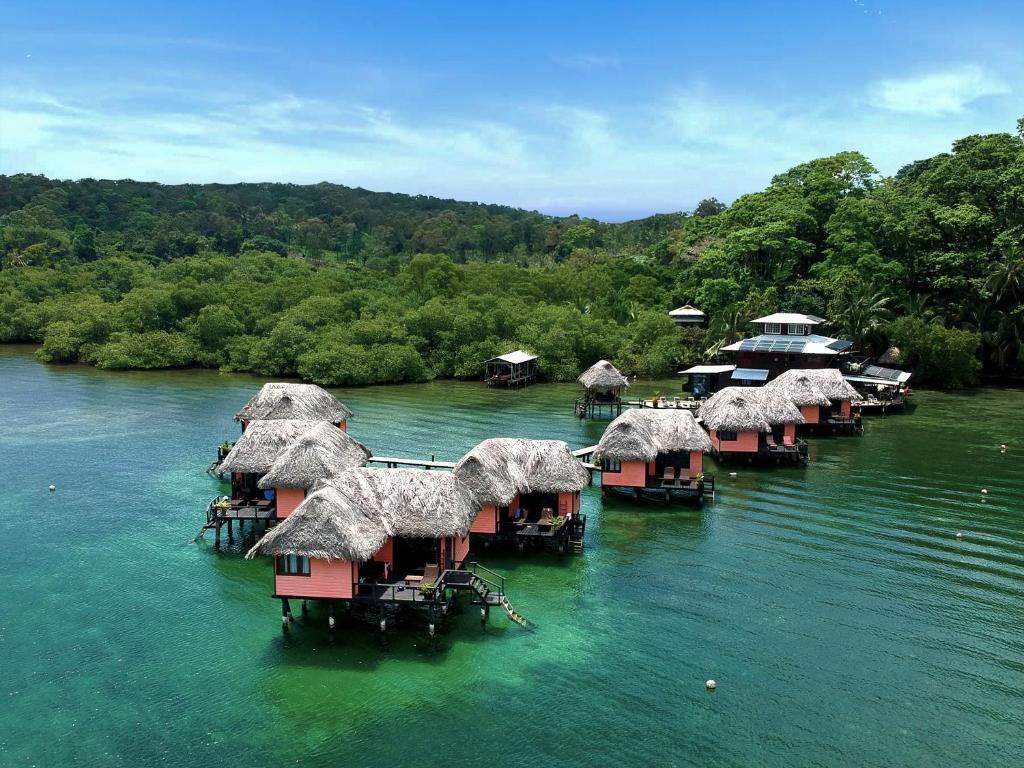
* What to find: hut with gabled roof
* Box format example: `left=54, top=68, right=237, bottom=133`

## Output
left=699, top=387, right=808, bottom=464
left=453, top=438, right=590, bottom=553
left=235, top=383, right=353, bottom=430
left=246, top=468, right=528, bottom=631
left=593, top=409, right=714, bottom=501
left=257, top=422, right=372, bottom=517
left=575, top=360, right=629, bottom=418
left=766, top=368, right=861, bottom=433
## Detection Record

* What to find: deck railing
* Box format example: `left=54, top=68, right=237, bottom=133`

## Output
left=464, top=561, right=505, bottom=598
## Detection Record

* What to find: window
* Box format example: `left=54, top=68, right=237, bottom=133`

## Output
left=765, top=322, right=782, bottom=334
left=788, top=323, right=806, bottom=335
left=276, top=554, right=311, bottom=576
left=718, top=430, right=738, bottom=441
left=602, top=458, right=622, bottom=473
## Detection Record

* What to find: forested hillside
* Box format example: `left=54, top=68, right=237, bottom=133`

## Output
left=1, top=121, right=1022, bottom=388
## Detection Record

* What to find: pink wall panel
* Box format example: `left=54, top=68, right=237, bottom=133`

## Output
left=275, top=487, right=305, bottom=518
left=800, top=405, right=820, bottom=424
left=453, top=536, right=470, bottom=566
left=470, top=504, right=499, bottom=533
left=275, top=558, right=354, bottom=599
left=601, top=460, right=648, bottom=488
left=712, top=430, right=760, bottom=453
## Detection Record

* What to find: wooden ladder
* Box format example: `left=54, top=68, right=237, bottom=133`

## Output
left=500, top=595, right=528, bottom=627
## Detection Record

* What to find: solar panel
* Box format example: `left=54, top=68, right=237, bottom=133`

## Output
left=864, top=365, right=902, bottom=381
left=827, top=339, right=853, bottom=352
left=737, top=338, right=807, bottom=353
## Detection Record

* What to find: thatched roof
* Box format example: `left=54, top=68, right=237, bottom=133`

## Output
left=258, top=423, right=371, bottom=489
left=764, top=370, right=832, bottom=407
left=246, top=469, right=477, bottom=562
left=453, top=438, right=590, bottom=506
left=593, top=409, right=712, bottom=462
left=877, top=346, right=901, bottom=365
left=790, top=368, right=860, bottom=401
left=699, top=387, right=805, bottom=432
left=218, top=419, right=323, bottom=475
left=235, top=383, right=353, bottom=423
left=577, top=360, right=629, bottom=392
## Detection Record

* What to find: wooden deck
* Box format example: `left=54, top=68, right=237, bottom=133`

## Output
left=367, top=456, right=457, bottom=469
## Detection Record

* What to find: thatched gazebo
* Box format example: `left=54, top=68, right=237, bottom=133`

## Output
left=256, top=422, right=372, bottom=517
left=576, top=360, right=629, bottom=418
left=235, top=383, right=353, bottom=428
left=699, top=387, right=808, bottom=463
left=592, top=409, right=713, bottom=501
left=245, top=469, right=488, bottom=626
left=454, top=438, right=589, bottom=549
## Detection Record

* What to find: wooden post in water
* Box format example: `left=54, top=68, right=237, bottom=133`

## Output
left=281, top=598, right=291, bottom=630
left=214, top=520, right=221, bottom=548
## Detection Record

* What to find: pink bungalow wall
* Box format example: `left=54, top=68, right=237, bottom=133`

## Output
left=711, top=430, right=760, bottom=453
left=800, top=405, right=820, bottom=425
left=471, top=504, right=500, bottom=534
left=838, top=399, right=851, bottom=418
left=453, top=536, right=470, bottom=566
left=601, top=461, right=648, bottom=488
left=275, top=487, right=305, bottom=518
left=275, top=559, right=355, bottom=599
left=783, top=423, right=797, bottom=444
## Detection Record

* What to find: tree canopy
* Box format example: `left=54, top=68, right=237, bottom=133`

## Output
left=2, top=120, right=1022, bottom=389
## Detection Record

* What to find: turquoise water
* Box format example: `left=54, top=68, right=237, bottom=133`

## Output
left=2, top=345, right=1023, bottom=767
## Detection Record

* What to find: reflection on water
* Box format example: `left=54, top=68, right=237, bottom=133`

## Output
left=2, top=346, right=1023, bottom=768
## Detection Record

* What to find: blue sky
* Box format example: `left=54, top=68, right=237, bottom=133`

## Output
left=1, top=1, right=1022, bottom=220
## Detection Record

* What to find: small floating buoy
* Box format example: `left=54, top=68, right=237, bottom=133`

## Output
left=1000, top=444, right=1007, bottom=452
left=981, top=489, right=988, bottom=495
left=955, top=532, right=963, bottom=539
left=48, top=484, right=56, bottom=492
left=729, top=472, right=737, bottom=478
left=706, top=679, right=716, bottom=690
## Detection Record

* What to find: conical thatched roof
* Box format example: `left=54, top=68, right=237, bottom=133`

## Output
left=246, top=469, right=478, bottom=562
left=235, top=383, right=353, bottom=423
left=453, top=438, right=590, bottom=506
left=577, top=360, right=629, bottom=392
left=797, top=368, right=861, bottom=401
left=218, top=419, right=323, bottom=475
left=258, top=423, right=372, bottom=489
left=593, top=409, right=712, bottom=462
left=764, top=370, right=832, bottom=407
left=877, top=346, right=901, bottom=365
left=699, top=387, right=805, bottom=432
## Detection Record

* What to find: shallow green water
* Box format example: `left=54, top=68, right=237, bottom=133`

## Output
left=2, top=346, right=1023, bottom=767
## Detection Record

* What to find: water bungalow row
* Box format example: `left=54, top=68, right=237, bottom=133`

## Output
left=201, top=308, right=911, bottom=638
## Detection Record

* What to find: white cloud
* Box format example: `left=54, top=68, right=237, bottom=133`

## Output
left=0, top=66, right=1019, bottom=220
left=867, top=65, right=1010, bottom=115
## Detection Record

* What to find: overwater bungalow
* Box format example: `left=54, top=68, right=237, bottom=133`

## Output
left=699, top=387, right=808, bottom=464
left=218, top=419, right=323, bottom=505
left=484, top=350, right=538, bottom=387
left=719, top=312, right=853, bottom=380
left=762, top=370, right=833, bottom=431
left=843, top=364, right=912, bottom=412
left=576, top=359, right=629, bottom=418
left=246, top=468, right=527, bottom=632
left=236, top=383, right=353, bottom=431
left=257, top=422, right=372, bottom=517
left=593, top=409, right=714, bottom=502
left=768, top=368, right=862, bottom=432
left=453, top=438, right=590, bottom=553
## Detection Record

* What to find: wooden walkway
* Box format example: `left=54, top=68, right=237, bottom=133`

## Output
left=368, top=456, right=457, bottom=470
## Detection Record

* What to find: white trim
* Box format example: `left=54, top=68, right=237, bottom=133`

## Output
left=765, top=322, right=782, bottom=335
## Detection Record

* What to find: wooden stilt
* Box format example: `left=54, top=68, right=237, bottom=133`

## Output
left=214, top=521, right=221, bottom=548
left=227, top=518, right=233, bottom=542
left=281, top=598, right=291, bottom=630
left=328, top=602, right=336, bottom=630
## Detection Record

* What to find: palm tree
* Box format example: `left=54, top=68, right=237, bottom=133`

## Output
left=834, top=282, right=893, bottom=353
left=901, top=292, right=935, bottom=322
left=702, top=307, right=744, bottom=359
left=986, top=250, right=1024, bottom=304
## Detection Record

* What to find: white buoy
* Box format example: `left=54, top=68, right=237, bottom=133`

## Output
left=48, top=485, right=56, bottom=492
left=706, top=679, right=716, bottom=690
left=981, top=489, right=988, bottom=495
left=955, top=532, right=963, bottom=539
left=729, top=472, right=737, bottom=477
